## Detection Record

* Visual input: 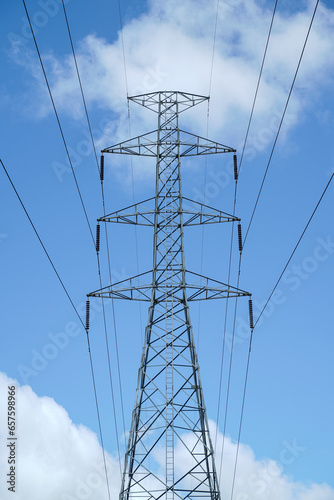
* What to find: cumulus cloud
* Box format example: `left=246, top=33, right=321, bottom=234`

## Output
left=209, top=420, right=334, bottom=500
left=0, top=372, right=120, bottom=500
left=7, top=0, right=334, bottom=186
left=11, top=0, right=334, bottom=138
left=0, top=372, right=333, bottom=500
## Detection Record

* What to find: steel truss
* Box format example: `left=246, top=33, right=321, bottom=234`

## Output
left=88, top=91, right=250, bottom=499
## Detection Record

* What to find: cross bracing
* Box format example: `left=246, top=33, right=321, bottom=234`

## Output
left=89, top=91, right=250, bottom=500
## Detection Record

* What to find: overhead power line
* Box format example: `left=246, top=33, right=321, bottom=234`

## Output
left=255, top=169, right=334, bottom=328
left=22, top=0, right=95, bottom=246
left=61, top=0, right=100, bottom=176
left=214, top=158, right=239, bottom=453
left=115, top=0, right=145, bottom=340
left=117, top=0, right=129, bottom=97
left=238, top=0, right=278, bottom=174
left=230, top=2, right=320, bottom=498
left=208, top=0, right=221, bottom=96
left=218, top=254, right=244, bottom=485
left=197, top=0, right=222, bottom=349
left=1, top=157, right=112, bottom=500
left=230, top=163, right=333, bottom=500
left=229, top=328, right=253, bottom=500
left=1, top=157, right=84, bottom=327
left=216, top=0, right=278, bottom=480
left=61, top=0, right=127, bottom=468
left=22, top=0, right=123, bottom=492
left=243, top=0, right=320, bottom=247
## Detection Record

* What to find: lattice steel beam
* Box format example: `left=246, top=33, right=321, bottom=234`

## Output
left=88, top=91, right=250, bottom=500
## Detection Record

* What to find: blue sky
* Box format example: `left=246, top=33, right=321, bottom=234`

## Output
left=1, top=0, right=334, bottom=499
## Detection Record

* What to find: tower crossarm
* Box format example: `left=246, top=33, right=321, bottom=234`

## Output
left=128, top=91, right=209, bottom=113
left=182, top=197, right=239, bottom=225
left=87, top=270, right=250, bottom=302
left=98, top=197, right=239, bottom=226
left=178, top=129, right=236, bottom=155
left=185, top=270, right=250, bottom=300
left=102, top=130, right=158, bottom=156
left=102, top=129, right=235, bottom=156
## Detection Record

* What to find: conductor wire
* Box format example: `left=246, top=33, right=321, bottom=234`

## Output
left=22, top=0, right=95, bottom=246
left=1, top=157, right=112, bottom=500
left=243, top=0, right=320, bottom=247
left=61, top=0, right=127, bottom=467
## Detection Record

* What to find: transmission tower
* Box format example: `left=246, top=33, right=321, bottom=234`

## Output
left=88, top=91, right=251, bottom=499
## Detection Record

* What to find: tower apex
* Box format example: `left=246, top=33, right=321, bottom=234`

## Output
left=128, top=90, right=209, bottom=113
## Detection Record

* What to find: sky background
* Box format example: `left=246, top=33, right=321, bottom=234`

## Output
left=1, top=0, right=334, bottom=499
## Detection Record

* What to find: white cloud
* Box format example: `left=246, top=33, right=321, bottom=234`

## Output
left=11, top=0, right=334, bottom=140
left=5, top=0, right=334, bottom=189
left=209, top=420, right=334, bottom=500
left=0, top=373, right=333, bottom=500
left=8, top=0, right=334, bottom=186
left=0, top=372, right=121, bottom=500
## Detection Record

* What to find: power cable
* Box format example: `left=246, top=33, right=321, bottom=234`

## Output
left=196, top=101, right=211, bottom=350
left=229, top=328, right=253, bottom=500
left=1, top=157, right=83, bottom=327
left=215, top=2, right=278, bottom=440
left=197, top=0, right=221, bottom=348
left=61, top=0, right=100, bottom=176
left=1, top=157, right=112, bottom=500
left=208, top=0, right=220, bottom=96
left=229, top=155, right=334, bottom=499
left=116, top=1, right=145, bottom=342
left=254, top=169, right=334, bottom=329
left=243, top=0, right=320, bottom=247
left=230, top=6, right=320, bottom=494
left=205, top=1, right=245, bottom=476
left=23, top=0, right=124, bottom=485
left=214, top=167, right=238, bottom=452
left=22, top=0, right=95, bottom=246
left=238, top=0, right=278, bottom=174
left=218, top=0, right=277, bottom=455
left=61, top=0, right=126, bottom=467
left=218, top=254, right=242, bottom=484
left=117, top=0, right=129, bottom=96
left=229, top=154, right=332, bottom=500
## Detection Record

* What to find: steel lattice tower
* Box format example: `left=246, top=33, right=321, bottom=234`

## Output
left=88, top=91, right=250, bottom=499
